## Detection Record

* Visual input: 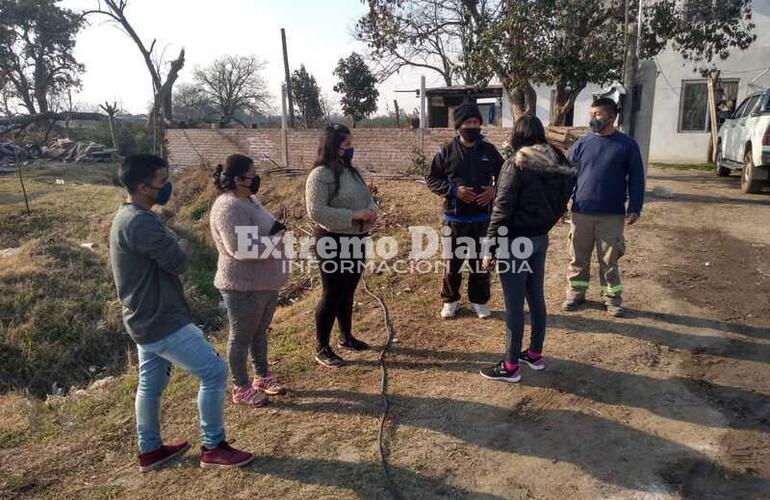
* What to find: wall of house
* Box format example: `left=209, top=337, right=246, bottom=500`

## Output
left=498, top=0, right=769, bottom=164
left=647, top=0, right=770, bottom=164
left=501, top=82, right=602, bottom=130
left=166, top=127, right=513, bottom=174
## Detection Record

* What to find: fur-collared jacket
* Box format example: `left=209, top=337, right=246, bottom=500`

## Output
left=486, top=143, right=577, bottom=240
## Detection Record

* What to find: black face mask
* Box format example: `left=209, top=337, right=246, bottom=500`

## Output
left=459, top=127, right=482, bottom=143
left=240, top=175, right=261, bottom=194
left=248, top=175, right=261, bottom=194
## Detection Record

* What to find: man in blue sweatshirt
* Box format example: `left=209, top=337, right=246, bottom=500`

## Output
left=562, top=98, right=645, bottom=317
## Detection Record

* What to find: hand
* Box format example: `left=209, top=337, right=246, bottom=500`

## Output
left=482, top=256, right=495, bottom=271
left=456, top=186, right=477, bottom=204
left=178, top=238, right=192, bottom=256
left=625, top=213, right=639, bottom=225
left=352, top=209, right=377, bottom=223
left=475, top=186, right=496, bottom=206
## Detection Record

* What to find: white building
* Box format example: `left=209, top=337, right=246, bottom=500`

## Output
left=502, top=0, right=770, bottom=164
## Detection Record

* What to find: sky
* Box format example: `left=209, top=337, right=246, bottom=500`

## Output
left=60, top=0, right=447, bottom=117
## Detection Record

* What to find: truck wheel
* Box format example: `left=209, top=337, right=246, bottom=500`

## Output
left=714, top=144, right=730, bottom=177
left=741, top=150, right=762, bottom=194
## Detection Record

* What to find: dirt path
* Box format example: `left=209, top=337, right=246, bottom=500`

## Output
left=1, top=166, right=768, bottom=499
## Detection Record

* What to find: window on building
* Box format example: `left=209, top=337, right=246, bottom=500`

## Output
left=679, top=81, right=708, bottom=132
left=679, top=78, right=739, bottom=132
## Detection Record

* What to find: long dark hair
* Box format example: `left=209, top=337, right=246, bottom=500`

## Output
left=313, top=123, right=363, bottom=199
left=510, top=115, right=547, bottom=152
left=213, top=153, right=254, bottom=192
left=509, top=115, right=567, bottom=168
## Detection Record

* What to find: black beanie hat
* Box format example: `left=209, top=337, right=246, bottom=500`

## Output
left=453, top=103, right=483, bottom=129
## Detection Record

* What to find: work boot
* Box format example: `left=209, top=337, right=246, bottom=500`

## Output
left=561, top=296, right=585, bottom=312
left=606, top=304, right=625, bottom=317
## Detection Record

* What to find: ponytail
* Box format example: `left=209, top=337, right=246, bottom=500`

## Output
left=212, top=154, right=253, bottom=192
left=212, top=164, right=225, bottom=191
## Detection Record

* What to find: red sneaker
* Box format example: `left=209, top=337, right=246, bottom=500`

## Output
left=200, top=441, right=254, bottom=469
left=138, top=440, right=190, bottom=472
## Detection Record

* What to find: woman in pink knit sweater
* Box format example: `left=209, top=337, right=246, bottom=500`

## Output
left=210, top=154, right=289, bottom=407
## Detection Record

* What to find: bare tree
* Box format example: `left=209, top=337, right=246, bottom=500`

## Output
left=320, top=92, right=337, bottom=124
left=83, top=0, right=184, bottom=154
left=193, top=55, right=270, bottom=127
left=172, top=83, right=215, bottom=125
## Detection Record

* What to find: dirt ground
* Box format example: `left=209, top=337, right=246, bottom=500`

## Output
left=1, top=165, right=769, bottom=499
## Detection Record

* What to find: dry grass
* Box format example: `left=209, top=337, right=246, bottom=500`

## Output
left=2, top=165, right=766, bottom=498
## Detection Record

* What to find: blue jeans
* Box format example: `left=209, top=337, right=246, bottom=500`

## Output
left=135, top=323, right=227, bottom=453
left=498, top=234, right=549, bottom=362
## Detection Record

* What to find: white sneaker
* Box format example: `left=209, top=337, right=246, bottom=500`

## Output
left=440, top=301, right=458, bottom=319
left=471, top=303, right=491, bottom=319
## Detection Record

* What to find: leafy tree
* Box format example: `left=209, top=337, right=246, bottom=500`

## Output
left=535, top=0, right=626, bottom=125
left=291, top=65, right=324, bottom=127
left=640, top=0, right=756, bottom=70
left=366, top=0, right=756, bottom=125
left=333, top=52, right=379, bottom=127
left=193, top=55, right=270, bottom=127
left=355, top=0, right=490, bottom=86
left=0, top=0, right=84, bottom=114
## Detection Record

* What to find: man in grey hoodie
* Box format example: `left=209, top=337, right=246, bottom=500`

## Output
left=109, top=154, right=252, bottom=472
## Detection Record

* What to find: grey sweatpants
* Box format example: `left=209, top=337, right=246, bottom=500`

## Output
left=220, top=290, right=279, bottom=387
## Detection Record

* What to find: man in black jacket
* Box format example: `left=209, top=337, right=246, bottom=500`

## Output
left=425, top=103, right=504, bottom=319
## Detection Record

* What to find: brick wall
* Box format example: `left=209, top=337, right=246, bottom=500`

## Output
left=167, top=127, right=513, bottom=174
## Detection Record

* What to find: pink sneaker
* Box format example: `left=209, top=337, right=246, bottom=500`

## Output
left=232, top=386, right=268, bottom=407
left=253, top=374, right=286, bottom=395
left=519, top=350, right=546, bottom=371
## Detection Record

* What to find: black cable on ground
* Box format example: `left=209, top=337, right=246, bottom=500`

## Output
left=361, top=274, right=403, bottom=500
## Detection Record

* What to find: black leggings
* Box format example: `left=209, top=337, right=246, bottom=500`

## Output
left=314, top=230, right=367, bottom=351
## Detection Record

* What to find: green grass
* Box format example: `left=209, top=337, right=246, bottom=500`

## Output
left=651, top=162, right=713, bottom=172
left=0, top=469, right=37, bottom=496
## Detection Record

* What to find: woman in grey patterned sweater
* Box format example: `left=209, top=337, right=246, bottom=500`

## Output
left=305, top=124, right=378, bottom=368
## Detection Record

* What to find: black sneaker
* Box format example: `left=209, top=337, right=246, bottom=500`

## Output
left=315, top=347, right=345, bottom=368
left=338, top=336, right=370, bottom=351
left=479, top=361, right=521, bottom=383
left=518, top=351, right=545, bottom=371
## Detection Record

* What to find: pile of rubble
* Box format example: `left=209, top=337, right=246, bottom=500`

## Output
left=0, top=138, right=116, bottom=170
left=0, top=140, right=28, bottom=169
left=46, top=138, right=116, bottom=162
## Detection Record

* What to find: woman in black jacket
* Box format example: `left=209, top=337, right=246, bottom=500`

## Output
left=480, top=116, right=576, bottom=383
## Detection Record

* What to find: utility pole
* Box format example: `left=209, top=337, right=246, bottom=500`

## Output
left=281, top=28, right=296, bottom=128
left=393, top=99, right=400, bottom=128
left=281, top=84, right=289, bottom=166
left=419, top=75, right=427, bottom=129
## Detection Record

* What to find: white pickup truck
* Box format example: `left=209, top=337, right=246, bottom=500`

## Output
left=714, top=88, right=770, bottom=193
